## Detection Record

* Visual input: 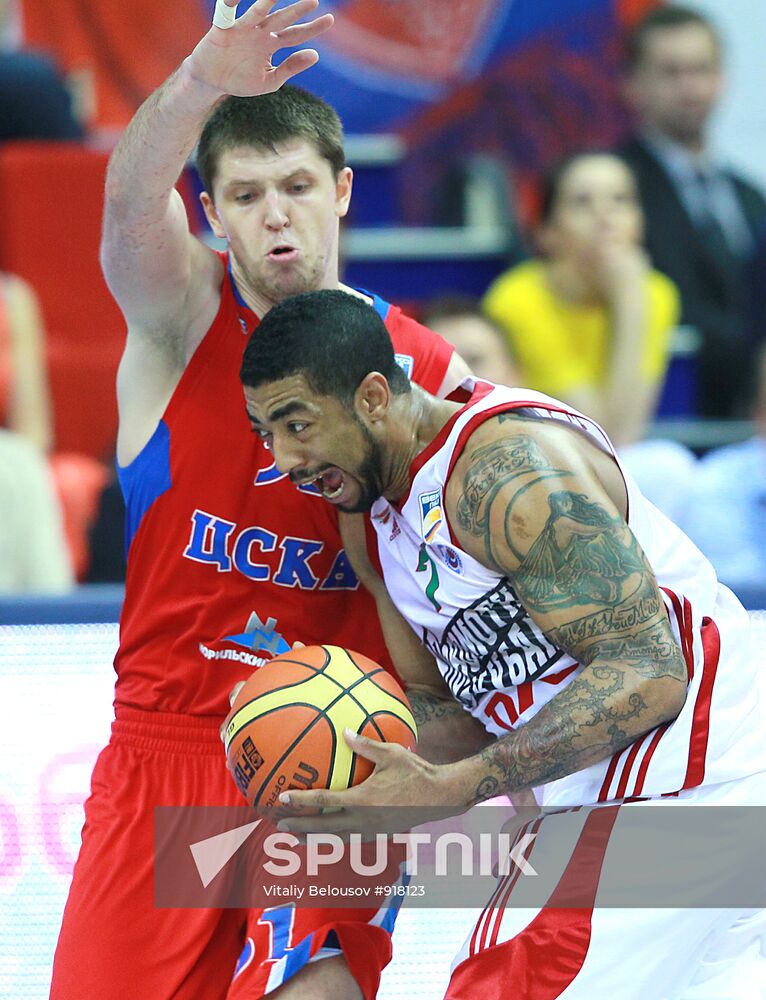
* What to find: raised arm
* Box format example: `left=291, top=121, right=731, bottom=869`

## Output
left=102, top=0, right=333, bottom=462
left=444, top=416, right=688, bottom=803
left=102, top=0, right=332, bottom=329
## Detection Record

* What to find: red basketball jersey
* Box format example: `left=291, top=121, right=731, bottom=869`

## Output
left=115, top=256, right=454, bottom=716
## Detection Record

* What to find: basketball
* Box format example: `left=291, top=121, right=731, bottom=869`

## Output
left=222, top=645, right=418, bottom=809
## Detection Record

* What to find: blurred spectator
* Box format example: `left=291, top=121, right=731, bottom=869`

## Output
left=420, top=295, right=521, bottom=386
left=482, top=151, right=678, bottom=448
left=0, top=429, right=72, bottom=592
left=0, top=273, right=74, bottom=591
left=0, top=0, right=84, bottom=142
left=0, top=272, right=53, bottom=450
left=481, top=150, right=697, bottom=522
left=680, top=344, right=766, bottom=590
left=0, top=50, right=83, bottom=141
left=618, top=3, right=766, bottom=418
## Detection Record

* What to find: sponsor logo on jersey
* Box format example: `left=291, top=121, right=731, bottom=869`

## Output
left=437, top=544, right=463, bottom=574
left=389, top=517, right=401, bottom=542
left=418, top=490, right=443, bottom=543
left=394, top=353, right=414, bottom=378
left=422, top=579, right=564, bottom=708
left=225, top=611, right=290, bottom=656
left=238, top=317, right=249, bottom=335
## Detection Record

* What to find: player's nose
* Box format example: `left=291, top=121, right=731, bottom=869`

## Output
left=270, top=434, right=303, bottom=477
left=263, top=191, right=289, bottom=230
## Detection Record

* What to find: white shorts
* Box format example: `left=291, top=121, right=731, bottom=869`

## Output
left=446, top=771, right=766, bottom=999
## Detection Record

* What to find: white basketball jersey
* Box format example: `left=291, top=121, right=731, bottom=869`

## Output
left=370, top=381, right=766, bottom=807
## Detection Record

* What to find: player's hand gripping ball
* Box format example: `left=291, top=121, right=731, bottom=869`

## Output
left=222, top=645, right=417, bottom=809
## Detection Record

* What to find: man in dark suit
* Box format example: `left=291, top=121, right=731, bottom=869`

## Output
left=617, top=4, right=766, bottom=418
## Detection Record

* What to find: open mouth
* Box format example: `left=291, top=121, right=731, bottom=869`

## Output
left=268, top=245, right=297, bottom=259
left=300, top=468, right=346, bottom=501
left=317, top=468, right=345, bottom=500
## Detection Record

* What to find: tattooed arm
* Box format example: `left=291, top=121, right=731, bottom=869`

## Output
left=278, top=415, right=684, bottom=831
left=444, top=415, right=688, bottom=804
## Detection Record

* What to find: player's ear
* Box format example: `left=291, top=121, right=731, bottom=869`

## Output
left=355, top=372, right=390, bottom=423
left=200, top=191, right=226, bottom=240
left=335, top=167, right=353, bottom=219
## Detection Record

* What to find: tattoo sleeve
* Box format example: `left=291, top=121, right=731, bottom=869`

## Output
left=451, top=426, right=689, bottom=803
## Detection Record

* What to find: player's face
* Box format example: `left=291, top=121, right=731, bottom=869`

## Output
left=542, top=155, right=643, bottom=256
left=244, top=376, right=386, bottom=513
left=627, top=24, right=723, bottom=146
left=201, top=140, right=353, bottom=313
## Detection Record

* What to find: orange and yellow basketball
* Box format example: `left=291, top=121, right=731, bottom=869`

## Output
left=222, top=645, right=417, bottom=809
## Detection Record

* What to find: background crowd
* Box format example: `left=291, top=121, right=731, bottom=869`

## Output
left=1, top=0, right=765, bottom=599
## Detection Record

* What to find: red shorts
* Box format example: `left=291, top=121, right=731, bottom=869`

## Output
left=50, top=707, right=396, bottom=1000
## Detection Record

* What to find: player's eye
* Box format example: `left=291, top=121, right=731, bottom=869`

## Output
left=288, top=422, right=308, bottom=434
left=235, top=191, right=256, bottom=203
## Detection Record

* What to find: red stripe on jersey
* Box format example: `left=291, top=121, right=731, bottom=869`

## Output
left=598, top=749, right=622, bottom=803
left=471, top=816, right=542, bottom=957
left=682, top=617, right=721, bottom=790
left=614, top=732, right=649, bottom=800
left=661, top=587, right=694, bottom=681
left=449, top=807, right=619, bottom=1000
left=631, top=722, right=672, bottom=797
left=487, top=817, right=544, bottom=949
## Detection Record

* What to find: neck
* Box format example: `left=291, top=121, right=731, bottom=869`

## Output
left=383, top=385, right=463, bottom=504
left=545, top=259, right=601, bottom=305
left=645, top=125, right=708, bottom=159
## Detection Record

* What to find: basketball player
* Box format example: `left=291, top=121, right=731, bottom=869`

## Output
left=49, top=3, right=471, bottom=999
left=240, top=289, right=766, bottom=998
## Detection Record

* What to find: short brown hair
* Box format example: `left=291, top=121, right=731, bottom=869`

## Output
left=624, top=4, right=720, bottom=73
left=195, top=85, right=346, bottom=197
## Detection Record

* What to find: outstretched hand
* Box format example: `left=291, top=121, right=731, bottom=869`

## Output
left=275, top=729, right=469, bottom=836
left=187, top=0, right=334, bottom=98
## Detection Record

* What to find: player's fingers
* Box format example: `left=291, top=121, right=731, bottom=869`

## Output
left=343, top=727, right=391, bottom=764
left=212, top=0, right=239, bottom=29
left=272, top=15, right=334, bottom=49
left=265, top=0, right=321, bottom=33
left=242, top=0, right=279, bottom=15
left=268, top=49, right=321, bottom=88
left=291, top=640, right=306, bottom=650
left=228, top=680, right=246, bottom=706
